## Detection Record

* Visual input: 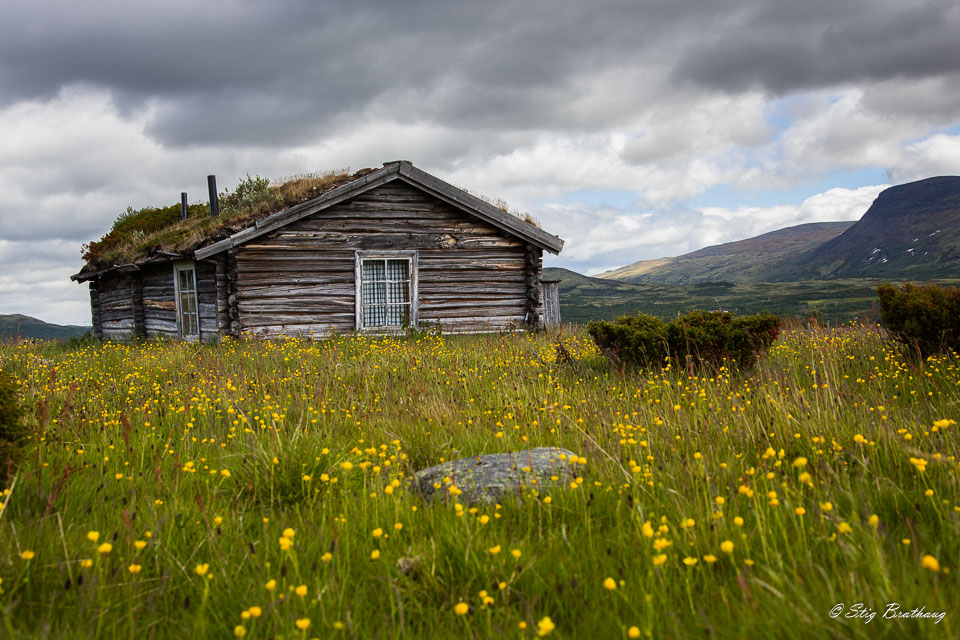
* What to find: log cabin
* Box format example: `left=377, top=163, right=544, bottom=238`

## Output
left=72, top=161, right=564, bottom=340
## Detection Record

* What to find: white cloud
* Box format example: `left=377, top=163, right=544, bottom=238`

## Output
left=547, top=184, right=888, bottom=274
left=892, top=133, right=960, bottom=182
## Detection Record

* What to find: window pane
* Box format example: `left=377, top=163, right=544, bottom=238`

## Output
left=387, top=280, right=409, bottom=304
left=176, top=266, right=199, bottom=337
left=360, top=257, right=412, bottom=328
left=363, top=280, right=386, bottom=305
left=362, top=280, right=386, bottom=326
left=386, top=259, right=408, bottom=281
left=179, top=269, right=194, bottom=293
left=363, top=260, right=385, bottom=283
left=386, top=304, right=408, bottom=326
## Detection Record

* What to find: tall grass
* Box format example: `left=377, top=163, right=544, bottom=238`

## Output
left=0, top=326, right=956, bottom=639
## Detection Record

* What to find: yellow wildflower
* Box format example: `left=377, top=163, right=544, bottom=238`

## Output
left=537, top=616, right=555, bottom=636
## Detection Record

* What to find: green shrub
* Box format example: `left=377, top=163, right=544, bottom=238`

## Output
left=877, top=282, right=960, bottom=356
left=0, top=371, right=28, bottom=488
left=221, top=174, right=274, bottom=213
left=588, top=310, right=782, bottom=371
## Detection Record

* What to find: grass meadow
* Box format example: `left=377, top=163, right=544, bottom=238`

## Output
left=0, top=326, right=957, bottom=639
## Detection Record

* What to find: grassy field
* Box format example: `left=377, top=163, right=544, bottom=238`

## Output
left=0, top=327, right=957, bottom=639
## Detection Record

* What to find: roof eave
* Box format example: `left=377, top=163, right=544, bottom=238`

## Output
left=71, top=251, right=188, bottom=282
left=71, top=263, right=140, bottom=283
left=396, top=162, right=564, bottom=254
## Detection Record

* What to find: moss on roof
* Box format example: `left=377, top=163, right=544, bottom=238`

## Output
left=80, top=168, right=373, bottom=273
left=79, top=164, right=543, bottom=277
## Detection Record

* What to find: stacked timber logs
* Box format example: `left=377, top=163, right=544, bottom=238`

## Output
left=131, top=273, right=145, bottom=338
left=89, top=281, right=102, bottom=340
left=97, top=273, right=137, bottom=341
left=226, top=249, right=241, bottom=336
left=524, top=245, right=542, bottom=329
left=215, top=255, right=230, bottom=336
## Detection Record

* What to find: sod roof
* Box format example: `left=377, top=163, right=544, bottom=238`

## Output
left=73, top=161, right=563, bottom=282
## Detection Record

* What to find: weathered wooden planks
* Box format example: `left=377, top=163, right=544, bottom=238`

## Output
left=196, top=261, right=218, bottom=341
left=227, top=181, right=535, bottom=336
left=94, top=272, right=136, bottom=340
left=139, top=264, right=177, bottom=339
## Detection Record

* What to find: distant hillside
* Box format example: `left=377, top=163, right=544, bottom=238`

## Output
left=600, top=176, right=960, bottom=284
left=787, top=176, right=960, bottom=280
left=599, top=222, right=854, bottom=284
left=544, top=267, right=896, bottom=325
left=0, top=314, right=91, bottom=340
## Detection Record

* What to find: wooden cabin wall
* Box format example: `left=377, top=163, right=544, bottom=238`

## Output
left=542, top=281, right=561, bottom=328
left=141, top=264, right=177, bottom=339
left=196, top=260, right=219, bottom=340
left=97, top=272, right=137, bottom=341
left=88, top=281, right=103, bottom=340
left=139, top=261, right=219, bottom=340
left=233, top=180, right=534, bottom=337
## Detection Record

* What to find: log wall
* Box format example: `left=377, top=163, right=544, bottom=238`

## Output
left=139, top=261, right=219, bottom=341
left=233, top=180, right=537, bottom=337
left=141, top=263, right=177, bottom=339
left=97, top=272, right=137, bottom=341
left=88, top=281, right=103, bottom=340
left=196, top=260, right=219, bottom=340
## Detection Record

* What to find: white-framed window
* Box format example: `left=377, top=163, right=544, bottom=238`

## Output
left=354, top=251, right=418, bottom=330
left=173, top=261, right=200, bottom=339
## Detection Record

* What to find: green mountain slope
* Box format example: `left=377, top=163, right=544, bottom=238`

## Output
left=787, top=176, right=960, bottom=280
left=599, top=222, right=854, bottom=284
left=0, top=314, right=91, bottom=340
left=601, top=176, right=960, bottom=285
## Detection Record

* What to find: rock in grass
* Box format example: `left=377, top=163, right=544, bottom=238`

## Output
left=412, top=447, right=577, bottom=504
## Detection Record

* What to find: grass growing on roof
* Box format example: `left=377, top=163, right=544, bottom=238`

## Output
left=0, top=327, right=957, bottom=638
left=81, top=169, right=363, bottom=269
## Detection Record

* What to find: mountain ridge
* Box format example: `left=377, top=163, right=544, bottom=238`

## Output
left=600, top=176, right=960, bottom=284
left=598, top=221, right=854, bottom=284
left=0, top=314, right=91, bottom=340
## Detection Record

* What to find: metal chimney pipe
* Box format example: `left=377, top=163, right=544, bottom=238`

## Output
left=181, top=192, right=188, bottom=220
left=207, top=175, right=219, bottom=217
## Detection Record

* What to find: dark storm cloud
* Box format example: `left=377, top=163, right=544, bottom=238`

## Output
left=674, top=0, right=960, bottom=93
left=3, top=0, right=959, bottom=150
left=0, top=0, right=716, bottom=146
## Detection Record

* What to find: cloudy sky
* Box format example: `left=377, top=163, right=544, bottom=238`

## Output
left=2, top=0, right=959, bottom=324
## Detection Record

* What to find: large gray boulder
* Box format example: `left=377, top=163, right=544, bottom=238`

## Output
left=411, top=447, right=578, bottom=504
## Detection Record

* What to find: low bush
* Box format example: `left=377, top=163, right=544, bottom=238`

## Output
left=588, top=310, right=782, bottom=371
left=0, top=371, right=27, bottom=488
left=877, top=282, right=960, bottom=356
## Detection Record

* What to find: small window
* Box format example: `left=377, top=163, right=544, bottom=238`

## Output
left=355, top=251, right=417, bottom=330
left=173, top=262, right=199, bottom=338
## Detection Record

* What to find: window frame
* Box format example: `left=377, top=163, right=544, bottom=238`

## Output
left=173, top=261, right=200, bottom=340
left=354, top=250, right=418, bottom=332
